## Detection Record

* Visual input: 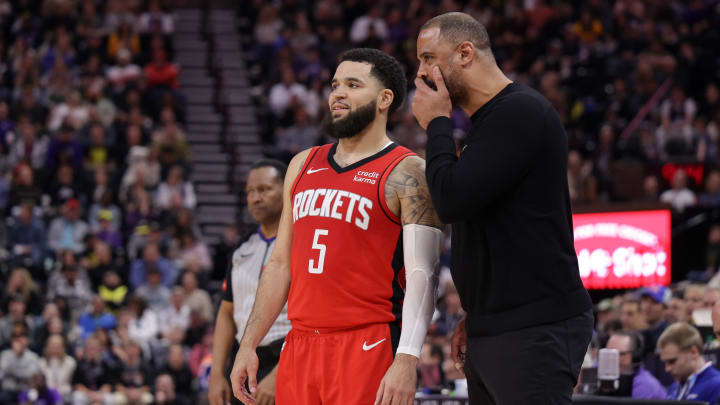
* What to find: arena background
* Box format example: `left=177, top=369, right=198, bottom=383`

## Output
left=0, top=0, right=719, bottom=404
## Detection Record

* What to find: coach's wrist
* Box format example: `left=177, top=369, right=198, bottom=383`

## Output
left=239, top=339, right=258, bottom=351
left=426, top=116, right=453, bottom=138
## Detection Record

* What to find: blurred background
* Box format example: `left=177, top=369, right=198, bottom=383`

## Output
left=0, top=0, right=719, bottom=403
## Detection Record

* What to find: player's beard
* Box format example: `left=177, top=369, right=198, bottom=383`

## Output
left=321, top=99, right=377, bottom=139
left=442, top=62, right=469, bottom=107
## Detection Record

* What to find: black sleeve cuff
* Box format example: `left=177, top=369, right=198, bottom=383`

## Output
left=426, top=116, right=453, bottom=138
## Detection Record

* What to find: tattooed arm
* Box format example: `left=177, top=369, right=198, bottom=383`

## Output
left=385, top=155, right=443, bottom=229
left=375, top=155, right=444, bottom=405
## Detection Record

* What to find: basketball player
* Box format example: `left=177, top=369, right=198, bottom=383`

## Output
left=230, top=48, right=443, bottom=405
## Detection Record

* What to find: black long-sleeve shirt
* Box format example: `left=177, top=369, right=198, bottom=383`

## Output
left=425, top=83, right=591, bottom=337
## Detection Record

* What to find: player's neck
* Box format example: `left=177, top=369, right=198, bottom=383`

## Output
left=335, top=120, right=391, bottom=166
left=460, top=64, right=512, bottom=117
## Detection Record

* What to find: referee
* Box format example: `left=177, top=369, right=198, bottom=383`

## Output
left=412, top=13, right=594, bottom=405
left=209, top=160, right=290, bottom=405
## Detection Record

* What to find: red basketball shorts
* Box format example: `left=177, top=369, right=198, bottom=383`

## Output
left=276, top=323, right=395, bottom=405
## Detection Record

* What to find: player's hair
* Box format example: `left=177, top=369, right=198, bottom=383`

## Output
left=657, top=322, right=703, bottom=352
left=339, top=48, right=407, bottom=113
left=251, top=159, right=287, bottom=183
left=420, top=12, right=492, bottom=52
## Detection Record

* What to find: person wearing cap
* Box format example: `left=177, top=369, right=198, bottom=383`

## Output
left=47, top=199, right=89, bottom=254
left=0, top=322, right=41, bottom=403
left=641, top=286, right=671, bottom=352
left=94, top=209, right=122, bottom=248
left=209, top=160, right=290, bottom=405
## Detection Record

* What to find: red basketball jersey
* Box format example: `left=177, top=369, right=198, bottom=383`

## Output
left=289, top=142, right=414, bottom=331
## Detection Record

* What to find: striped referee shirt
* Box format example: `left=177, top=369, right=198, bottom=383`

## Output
left=222, top=229, right=291, bottom=346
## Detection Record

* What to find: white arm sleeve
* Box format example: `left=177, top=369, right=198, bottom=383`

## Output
left=396, top=224, right=443, bottom=358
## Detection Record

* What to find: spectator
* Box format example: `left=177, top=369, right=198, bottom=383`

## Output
left=17, top=372, right=62, bottom=405
left=685, top=284, right=706, bottom=318
left=1, top=267, right=43, bottom=316
left=144, top=48, right=179, bottom=90
left=11, top=87, right=48, bottom=130
left=8, top=164, right=43, bottom=209
left=418, top=343, right=447, bottom=391
left=98, top=271, right=128, bottom=313
left=45, top=124, right=84, bottom=171
left=567, top=150, right=597, bottom=204
left=135, top=267, right=171, bottom=311
left=176, top=232, right=212, bottom=274
left=155, top=164, right=196, bottom=211
left=46, top=264, right=93, bottom=318
left=0, top=297, right=35, bottom=350
left=660, top=170, right=696, bottom=212
left=48, top=92, right=89, bottom=132
left=699, top=170, right=720, bottom=206
left=48, top=164, right=85, bottom=207
left=130, top=243, right=178, bottom=290
left=39, top=334, right=76, bottom=399
left=89, top=190, right=122, bottom=232
left=138, top=0, right=174, bottom=34
left=94, top=209, right=122, bottom=249
left=604, top=332, right=666, bottom=399
left=77, top=296, right=116, bottom=341
left=71, top=336, right=116, bottom=405
left=83, top=122, right=113, bottom=170
left=160, top=344, right=194, bottom=400
left=640, top=286, right=671, bottom=350
left=126, top=296, right=160, bottom=345
left=274, top=107, right=319, bottom=160
left=621, top=299, right=648, bottom=332
left=107, top=21, right=141, bottom=60
left=666, top=297, right=688, bottom=324
left=115, top=340, right=154, bottom=405
left=47, top=199, right=89, bottom=254
left=106, top=47, right=142, bottom=95
left=660, top=323, right=720, bottom=402
left=269, top=67, right=308, bottom=120
left=154, top=373, right=191, bottom=405
left=349, top=5, right=389, bottom=44
left=159, top=287, right=190, bottom=335
left=0, top=322, right=41, bottom=403
left=152, top=109, right=188, bottom=173
left=180, top=272, right=213, bottom=324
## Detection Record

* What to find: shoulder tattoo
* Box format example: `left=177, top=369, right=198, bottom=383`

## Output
left=384, top=156, right=443, bottom=228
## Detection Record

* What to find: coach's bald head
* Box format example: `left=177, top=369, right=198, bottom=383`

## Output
left=416, top=12, right=511, bottom=114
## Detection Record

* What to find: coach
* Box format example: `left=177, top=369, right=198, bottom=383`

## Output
left=412, top=12, right=593, bottom=405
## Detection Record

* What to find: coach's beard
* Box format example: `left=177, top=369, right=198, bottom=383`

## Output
left=322, top=100, right=377, bottom=139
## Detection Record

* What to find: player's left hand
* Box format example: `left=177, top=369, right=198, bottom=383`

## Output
left=374, top=353, right=418, bottom=405
left=254, top=366, right=277, bottom=405
left=412, top=66, right=452, bottom=130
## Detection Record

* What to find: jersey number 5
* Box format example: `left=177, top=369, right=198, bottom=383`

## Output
left=308, top=229, right=329, bottom=274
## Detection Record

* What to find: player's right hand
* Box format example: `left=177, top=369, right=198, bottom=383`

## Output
left=208, top=370, right=232, bottom=405
left=230, top=346, right=260, bottom=404
left=450, top=316, right=467, bottom=376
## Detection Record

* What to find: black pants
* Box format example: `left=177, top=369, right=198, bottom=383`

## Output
left=225, top=338, right=284, bottom=405
left=465, top=310, right=593, bottom=405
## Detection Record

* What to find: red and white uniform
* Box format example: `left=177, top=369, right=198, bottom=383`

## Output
left=277, top=142, right=414, bottom=405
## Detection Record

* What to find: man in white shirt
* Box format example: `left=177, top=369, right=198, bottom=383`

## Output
left=660, top=170, right=696, bottom=212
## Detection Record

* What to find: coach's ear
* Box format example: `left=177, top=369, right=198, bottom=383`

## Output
left=378, top=89, right=394, bottom=112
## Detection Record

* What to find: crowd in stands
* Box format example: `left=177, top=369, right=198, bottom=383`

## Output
left=0, top=0, right=225, bottom=404
left=240, top=0, right=720, bottom=398
left=2, top=0, right=720, bottom=403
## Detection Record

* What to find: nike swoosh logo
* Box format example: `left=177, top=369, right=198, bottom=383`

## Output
left=307, top=167, right=329, bottom=174
left=362, top=338, right=386, bottom=351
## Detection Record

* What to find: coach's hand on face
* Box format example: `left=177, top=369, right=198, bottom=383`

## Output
left=412, top=66, right=452, bottom=130
left=230, top=345, right=260, bottom=404
left=254, top=366, right=277, bottom=405
left=375, top=353, right=418, bottom=405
